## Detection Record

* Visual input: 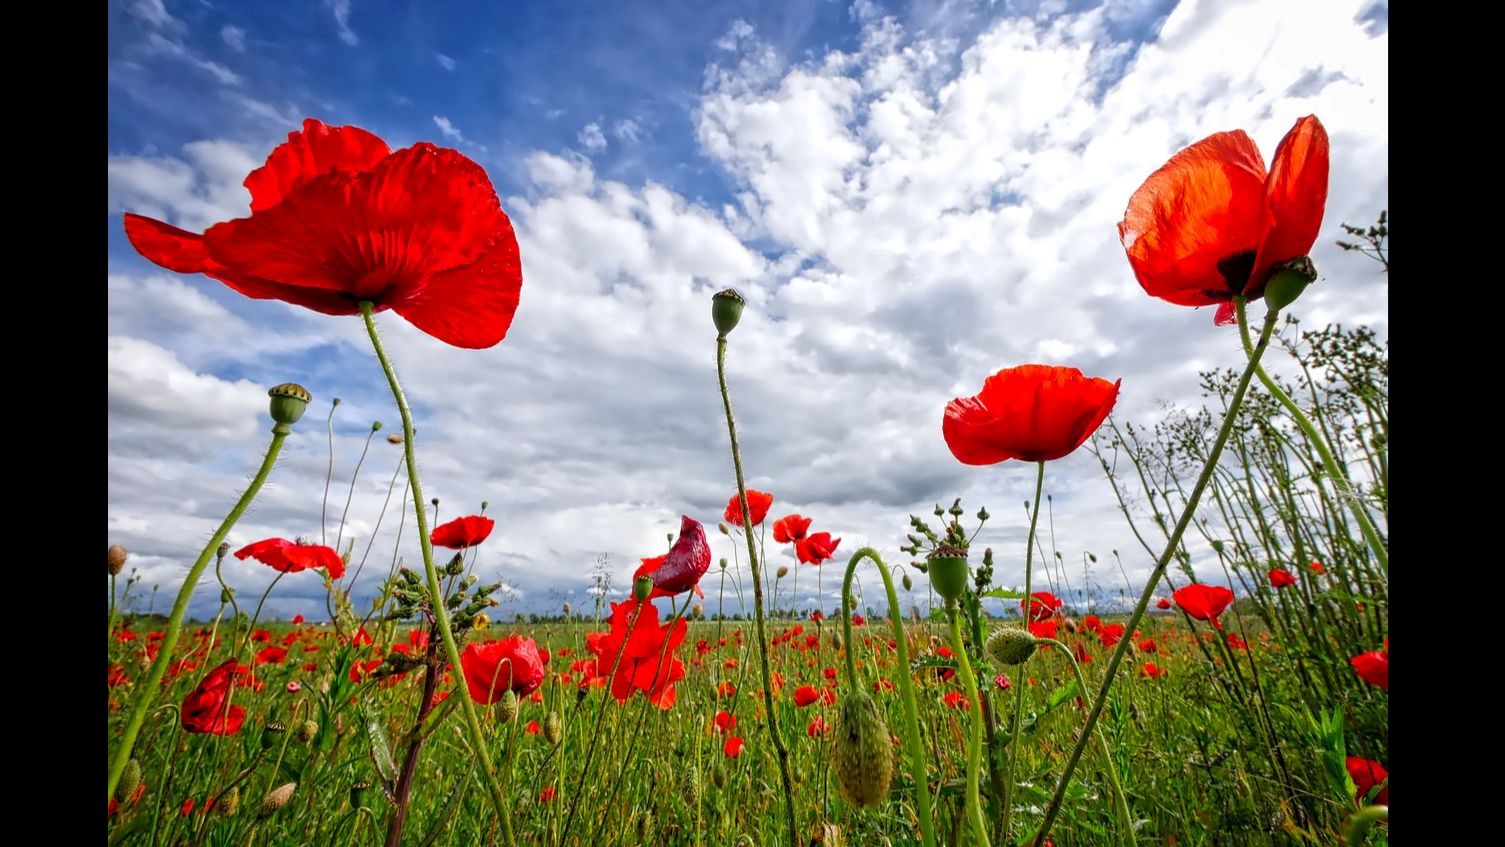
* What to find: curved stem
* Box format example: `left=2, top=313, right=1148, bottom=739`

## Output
left=1002, top=460, right=1046, bottom=841
left=1032, top=299, right=1279, bottom=846
left=1038, top=638, right=1134, bottom=845
left=359, top=302, right=513, bottom=845
left=840, top=547, right=936, bottom=847
left=717, top=333, right=798, bottom=847
left=948, top=604, right=992, bottom=847
left=1236, top=309, right=1388, bottom=577
left=107, top=426, right=288, bottom=802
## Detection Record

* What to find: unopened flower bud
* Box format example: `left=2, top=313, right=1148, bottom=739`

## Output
left=116, top=759, right=142, bottom=804
left=718, top=522, right=731, bottom=535
left=902, top=572, right=913, bottom=592
left=218, top=786, right=239, bottom=817
left=985, top=627, right=1038, bottom=666
left=220, top=587, right=235, bottom=604
left=472, top=613, right=490, bottom=631
left=544, top=711, right=562, bottom=745
left=262, top=722, right=286, bottom=750
left=108, top=545, right=128, bottom=576
left=370, top=421, right=383, bottom=432
left=832, top=691, right=893, bottom=808
left=258, top=783, right=297, bottom=817
left=692, top=603, right=704, bottom=619
left=497, top=690, right=520, bottom=724
left=350, top=780, right=371, bottom=809
left=776, top=566, right=789, bottom=579
left=445, top=554, right=465, bottom=576
left=387, top=434, right=403, bottom=445
left=267, top=383, right=311, bottom=427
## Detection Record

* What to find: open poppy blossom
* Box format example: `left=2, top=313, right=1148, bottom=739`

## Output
left=1268, top=568, right=1297, bottom=588
left=235, top=538, right=345, bottom=579
left=431, top=515, right=495, bottom=549
left=1351, top=640, right=1388, bottom=689
left=122, top=118, right=523, bottom=349
left=633, top=516, right=712, bottom=599
left=724, top=489, right=774, bottom=527
left=584, top=598, right=687, bottom=709
left=1119, top=115, right=1329, bottom=325
left=1346, top=757, right=1389, bottom=805
left=771, top=514, right=842, bottom=565
left=459, top=636, right=547, bottom=703
left=1020, top=591, right=1064, bottom=623
left=944, top=365, right=1120, bottom=465
left=180, top=660, right=246, bottom=735
left=1173, top=584, right=1235, bottom=621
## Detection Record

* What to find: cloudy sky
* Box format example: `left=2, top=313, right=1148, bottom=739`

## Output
left=107, top=0, right=1388, bottom=622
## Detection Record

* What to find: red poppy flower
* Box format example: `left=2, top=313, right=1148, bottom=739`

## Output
left=1081, top=614, right=1102, bottom=633
left=1346, top=757, right=1389, bottom=805
left=993, top=673, right=1011, bottom=691
left=1155, top=597, right=1172, bottom=610
left=291, top=614, right=304, bottom=625
left=807, top=717, right=830, bottom=737
left=1309, top=560, right=1327, bottom=575
left=459, top=636, right=547, bottom=703
left=725, top=490, right=774, bottom=527
left=1268, top=568, right=1297, bottom=588
left=1140, top=662, right=1166, bottom=679
left=1119, top=115, right=1329, bottom=325
left=122, top=118, right=522, bottom=349
left=633, top=516, right=712, bottom=599
left=431, top=515, right=496, bottom=550
left=540, top=786, right=557, bottom=803
left=1028, top=619, right=1058, bottom=640
left=1351, top=644, right=1389, bottom=690
left=1137, top=638, right=1157, bottom=654
left=1173, top=584, right=1235, bottom=621
left=944, top=365, right=1121, bottom=465
left=1020, top=591, right=1064, bottom=623
left=525, top=720, right=541, bottom=735
left=770, top=514, right=843, bottom=565
left=793, top=685, right=821, bottom=707
left=255, top=646, right=288, bottom=665
left=723, top=736, right=745, bottom=758
left=713, top=710, right=737, bottom=734
left=772, top=514, right=811, bottom=543
left=180, top=660, right=246, bottom=735
left=584, top=599, right=687, bottom=709
left=1098, top=623, right=1125, bottom=647
left=235, top=538, right=346, bottom=579
left=942, top=691, right=971, bottom=710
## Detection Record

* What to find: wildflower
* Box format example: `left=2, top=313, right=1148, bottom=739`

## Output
left=724, top=489, right=774, bottom=528
left=1173, top=584, right=1235, bottom=621
left=944, top=365, right=1119, bottom=464
left=181, top=661, right=246, bottom=735
left=430, top=515, right=495, bottom=549
left=235, top=538, right=345, bottom=579
left=459, top=636, right=547, bottom=702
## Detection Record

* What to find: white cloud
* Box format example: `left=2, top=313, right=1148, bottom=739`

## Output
left=221, top=25, right=247, bottom=53
left=577, top=122, right=607, bottom=152
left=327, top=0, right=358, bottom=46
left=108, top=139, right=258, bottom=230
left=432, top=115, right=465, bottom=143
left=613, top=119, right=644, bottom=144
left=128, top=0, right=180, bottom=30
left=437, top=53, right=456, bottom=71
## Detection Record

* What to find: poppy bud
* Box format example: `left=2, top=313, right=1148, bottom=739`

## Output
left=712, top=764, right=728, bottom=789
left=108, top=545, right=128, bottom=576
left=262, top=722, right=286, bottom=750
left=682, top=765, right=704, bottom=812
left=776, top=566, right=789, bottom=579
left=350, top=780, right=371, bottom=809
left=445, top=554, right=465, bottom=576
left=718, top=522, right=731, bottom=536
left=832, top=631, right=843, bottom=650
left=267, top=383, right=311, bottom=428
left=296, top=720, right=318, bottom=744
left=217, top=542, right=231, bottom=558
left=116, top=759, right=142, bottom=804
left=1210, top=540, right=1224, bottom=555
left=985, top=627, right=1038, bottom=666
left=977, top=507, right=990, bottom=521
left=218, top=786, right=239, bottom=817
left=221, top=587, right=235, bottom=604
left=545, top=711, right=562, bottom=745
left=258, top=783, right=297, bottom=817
left=634, top=575, right=654, bottom=602
left=693, top=603, right=704, bottom=619
left=1262, top=256, right=1318, bottom=312
left=902, top=573, right=913, bottom=592
left=948, top=499, right=964, bottom=517
left=387, top=433, right=403, bottom=444
left=712, top=288, right=745, bottom=336
left=720, top=558, right=728, bottom=570
left=913, top=560, right=928, bottom=574
left=497, top=690, right=520, bottom=724
left=832, top=691, right=893, bottom=808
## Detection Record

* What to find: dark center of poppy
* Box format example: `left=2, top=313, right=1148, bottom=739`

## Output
left=1215, top=250, right=1256, bottom=297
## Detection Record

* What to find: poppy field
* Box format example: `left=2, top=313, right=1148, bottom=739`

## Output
left=107, top=114, right=1387, bottom=846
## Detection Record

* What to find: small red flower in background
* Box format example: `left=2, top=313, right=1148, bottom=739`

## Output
left=1098, top=623, right=1125, bottom=648
left=942, top=691, right=971, bottom=710
left=851, top=613, right=866, bottom=627
left=1351, top=640, right=1388, bottom=689
left=235, top=538, right=346, bottom=579
left=723, top=736, right=745, bottom=758
left=1346, top=757, right=1389, bottom=805
left=584, top=599, right=687, bottom=709
left=725, top=490, right=774, bottom=527
left=793, top=685, right=822, bottom=708
left=1119, top=115, right=1329, bottom=325
left=716, top=681, right=736, bottom=698
left=993, top=673, right=1011, bottom=691
left=122, top=118, right=523, bottom=349
left=181, top=660, right=246, bottom=735
left=1028, top=619, right=1058, bottom=640
left=633, top=516, right=712, bottom=599
left=713, top=710, right=737, bottom=734
left=525, top=720, right=541, bottom=735
left=771, top=514, right=841, bottom=565
left=539, top=786, right=557, bottom=803
left=1137, top=638, right=1157, bottom=654
left=108, top=664, right=132, bottom=687
left=1173, top=584, right=1235, bottom=621
left=1268, top=568, right=1297, bottom=588
left=1155, top=597, right=1172, bottom=610
left=1140, top=662, right=1166, bottom=679
left=255, top=646, right=288, bottom=665
left=807, top=717, right=830, bottom=737
left=1227, top=633, right=1248, bottom=650
left=431, top=515, right=495, bottom=550
left=1020, top=591, right=1063, bottom=623
left=459, top=636, right=547, bottom=703
left=1309, top=560, right=1327, bottom=575
left=291, top=614, right=304, bottom=625
left=944, top=365, right=1120, bottom=465
left=1081, top=614, right=1102, bottom=633
left=286, top=681, right=301, bottom=693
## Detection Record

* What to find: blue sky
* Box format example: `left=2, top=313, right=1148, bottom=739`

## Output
left=108, top=0, right=1388, bottom=621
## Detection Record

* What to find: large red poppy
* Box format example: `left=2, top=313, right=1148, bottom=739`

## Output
left=180, top=660, right=246, bottom=735
left=1019, top=591, right=1063, bottom=623
left=724, top=490, right=774, bottom=528
left=944, top=365, right=1120, bottom=465
left=1268, top=568, right=1297, bottom=588
left=1346, top=757, right=1389, bottom=805
left=633, top=516, right=712, bottom=599
left=122, top=118, right=523, bottom=349
left=235, top=537, right=346, bottom=579
left=459, top=636, right=547, bottom=703
left=584, top=599, right=687, bottom=709
left=1351, top=642, right=1388, bottom=690
left=1173, top=584, right=1235, bottom=621
left=1119, top=115, right=1329, bottom=325
left=431, top=515, right=495, bottom=550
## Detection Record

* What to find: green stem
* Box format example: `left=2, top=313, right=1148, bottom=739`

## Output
left=107, top=425, right=288, bottom=802
left=840, top=548, right=936, bottom=847
left=717, top=333, right=799, bottom=847
left=1002, top=460, right=1046, bottom=842
left=1038, top=638, right=1134, bottom=845
left=359, top=302, right=513, bottom=846
left=1032, top=299, right=1279, bottom=846
left=948, top=604, right=992, bottom=847
left=1236, top=307, right=1388, bottom=577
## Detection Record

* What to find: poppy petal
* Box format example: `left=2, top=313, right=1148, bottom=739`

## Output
left=944, top=365, right=1120, bottom=464
left=391, top=223, right=523, bottom=349
left=1119, top=131, right=1268, bottom=305
left=1212, top=301, right=1237, bottom=326
left=244, top=118, right=392, bottom=213
left=123, top=213, right=213, bottom=274
left=1250, top=115, right=1330, bottom=295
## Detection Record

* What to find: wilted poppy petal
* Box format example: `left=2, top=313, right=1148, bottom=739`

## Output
left=244, top=118, right=392, bottom=213
left=1250, top=115, right=1330, bottom=296
left=1119, top=130, right=1268, bottom=306
left=392, top=227, right=522, bottom=349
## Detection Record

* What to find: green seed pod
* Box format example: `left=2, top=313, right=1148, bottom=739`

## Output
left=445, top=554, right=466, bottom=577
left=116, top=759, right=142, bottom=804
left=985, top=627, right=1039, bottom=666
left=108, top=545, right=128, bottom=576
left=258, top=783, right=297, bottom=817
left=712, top=764, right=727, bottom=790
left=267, top=383, right=311, bottom=427
left=682, top=765, right=704, bottom=812
left=261, top=722, right=287, bottom=750
left=712, top=288, right=746, bottom=336
left=1262, top=256, right=1318, bottom=312
left=831, top=631, right=843, bottom=651
left=497, top=690, right=520, bottom=724
left=832, top=691, right=893, bottom=809
left=544, top=711, right=562, bottom=745
left=220, top=587, right=235, bottom=605
left=926, top=548, right=969, bottom=604
left=350, top=780, right=371, bottom=809
left=218, top=786, right=240, bottom=817
left=296, top=720, right=318, bottom=744
left=901, top=572, right=913, bottom=592
left=634, top=575, right=655, bottom=602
